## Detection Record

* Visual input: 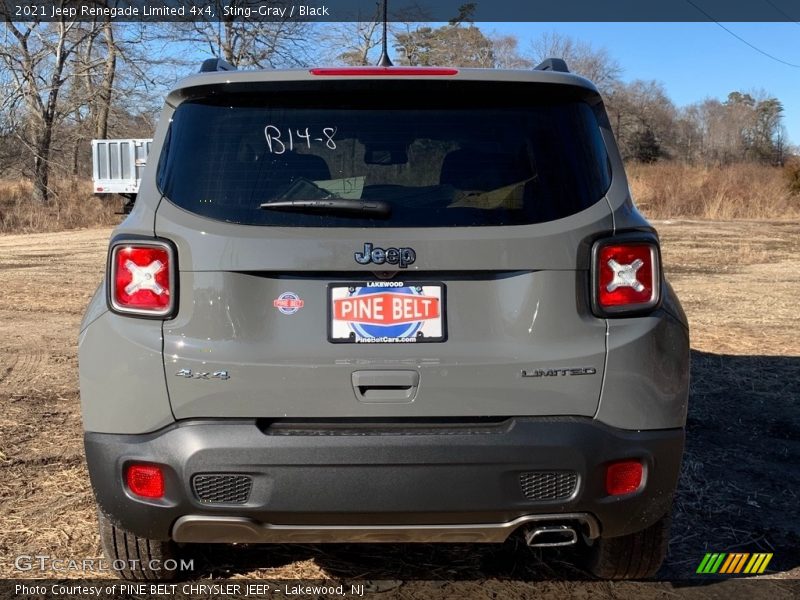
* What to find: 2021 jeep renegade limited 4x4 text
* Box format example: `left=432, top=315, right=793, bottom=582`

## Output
left=79, top=61, right=690, bottom=580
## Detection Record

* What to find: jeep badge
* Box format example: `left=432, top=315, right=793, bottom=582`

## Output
left=354, top=243, right=416, bottom=269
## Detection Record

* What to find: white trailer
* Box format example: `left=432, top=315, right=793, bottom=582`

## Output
left=92, top=138, right=153, bottom=198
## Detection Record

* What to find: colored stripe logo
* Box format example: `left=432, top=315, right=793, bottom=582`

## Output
left=696, top=552, right=773, bottom=574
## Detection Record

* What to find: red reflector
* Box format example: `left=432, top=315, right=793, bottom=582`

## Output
left=596, top=243, right=658, bottom=311
left=111, top=243, right=172, bottom=315
left=310, top=67, right=458, bottom=76
left=606, top=460, right=644, bottom=496
left=126, top=464, right=164, bottom=499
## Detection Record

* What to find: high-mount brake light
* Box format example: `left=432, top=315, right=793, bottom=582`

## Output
left=309, top=67, right=459, bottom=76
left=592, top=238, right=661, bottom=316
left=109, top=241, right=175, bottom=317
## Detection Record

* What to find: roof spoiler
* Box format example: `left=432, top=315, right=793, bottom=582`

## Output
left=534, top=58, right=569, bottom=73
left=199, top=58, right=237, bottom=73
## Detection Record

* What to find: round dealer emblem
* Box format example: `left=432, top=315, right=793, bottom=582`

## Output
left=273, top=291, right=305, bottom=315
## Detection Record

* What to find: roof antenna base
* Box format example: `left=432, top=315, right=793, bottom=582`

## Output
left=199, top=58, right=236, bottom=73
left=534, top=58, right=570, bottom=73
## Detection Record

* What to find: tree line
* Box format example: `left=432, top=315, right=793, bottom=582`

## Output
left=388, top=21, right=791, bottom=168
left=0, top=9, right=794, bottom=203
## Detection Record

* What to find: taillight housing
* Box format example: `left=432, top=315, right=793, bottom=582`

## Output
left=108, top=239, right=176, bottom=318
left=592, top=235, right=661, bottom=317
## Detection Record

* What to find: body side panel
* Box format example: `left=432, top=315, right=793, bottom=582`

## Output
left=79, top=312, right=174, bottom=434
left=595, top=306, right=690, bottom=430
left=597, top=120, right=691, bottom=430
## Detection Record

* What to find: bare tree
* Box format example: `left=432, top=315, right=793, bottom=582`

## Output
left=0, top=15, right=166, bottom=187
left=92, top=19, right=117, bottom=140
left=605, top=80, right=678, bottom=161
left=0, top=6, right=102, bottom=202
left=60, top=17, right=118, bottom=174
left=490, top=35, right=532, bottom=69
left=170, top=1, right=311, bottom=68
left=528, top=32, right=621, bottom=93
left=0, top=0, right=319, bottom=192
left=684, top=91, right=786, bottom=165
left=317, top=7, right=383, bottom=66
left=672, top=104, right=705, bottom=163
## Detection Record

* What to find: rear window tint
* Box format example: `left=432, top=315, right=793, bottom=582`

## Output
left=157, top=83, right=611, bottom=227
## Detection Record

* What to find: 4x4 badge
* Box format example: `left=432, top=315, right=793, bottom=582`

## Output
left=175, top=369, right=229, bottom=380
left=355, top=243, right=416, bottom=269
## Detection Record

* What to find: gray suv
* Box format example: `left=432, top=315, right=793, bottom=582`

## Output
left=79, top=59, right=690, bottom=581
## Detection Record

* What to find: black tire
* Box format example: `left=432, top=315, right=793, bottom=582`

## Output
left=583, top=512, right=672, bottom=580
left=97, top=510, right=183, bottom=581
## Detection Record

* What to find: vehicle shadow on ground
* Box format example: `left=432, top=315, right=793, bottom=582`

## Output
left=189, top=350, right=800, bottom=582
left=188, top=539, right=593, bottom=581
left=663, top=350, right=800, bottom=581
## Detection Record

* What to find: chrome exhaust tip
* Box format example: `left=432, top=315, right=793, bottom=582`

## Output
left=524, top=525, right=578, bottom=547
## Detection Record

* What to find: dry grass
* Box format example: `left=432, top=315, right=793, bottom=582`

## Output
left=628, top=163, right=800, bottom=220
left=784, top=157, right=800, bottom=195
left=0, top=178, right=122, bottom=234
left=3, top=163, right=800, bottom=234
left=657, top=220, right=800, bottom=355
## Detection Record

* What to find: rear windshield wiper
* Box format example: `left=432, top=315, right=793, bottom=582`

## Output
left=259, top=199, right=391, bottom=219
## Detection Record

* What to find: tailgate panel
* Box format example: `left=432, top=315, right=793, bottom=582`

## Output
left=164, top=270, right=605, bottom=419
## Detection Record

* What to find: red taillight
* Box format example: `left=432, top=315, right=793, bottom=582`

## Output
left=110, top=241, right=174, bottom=317
left=309, top=67, right=459, bottom=76
left=126, top=464, right=164, bottom=499
left=605, top=460, right=644, bottom=496
left=593, top=239, right=660, bottom=315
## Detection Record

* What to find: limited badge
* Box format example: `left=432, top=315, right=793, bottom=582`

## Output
left=273, top=291, right=304, bottom=315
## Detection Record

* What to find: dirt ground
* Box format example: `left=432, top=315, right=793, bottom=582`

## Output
left=0, top=220, right=798, bottom=595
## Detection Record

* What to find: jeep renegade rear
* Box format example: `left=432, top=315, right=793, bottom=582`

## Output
left=79, top=61, right=689, bottom=580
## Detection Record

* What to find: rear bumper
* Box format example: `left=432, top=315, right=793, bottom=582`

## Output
left=84, top=418, right=683, bottom=543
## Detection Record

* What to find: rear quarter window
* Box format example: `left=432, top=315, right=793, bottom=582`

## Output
left=157, top=81, right=611, bottom=227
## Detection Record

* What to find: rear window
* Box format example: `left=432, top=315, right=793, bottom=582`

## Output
left=157, top=82, right=611, bottom=227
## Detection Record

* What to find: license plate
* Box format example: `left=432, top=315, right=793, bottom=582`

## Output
left=328, top=282, right=446, bottom=343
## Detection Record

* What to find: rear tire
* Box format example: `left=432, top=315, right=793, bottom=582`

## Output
left=97, top=510, right=183, bottom=581
left=583, top=512, right=672, bottom=580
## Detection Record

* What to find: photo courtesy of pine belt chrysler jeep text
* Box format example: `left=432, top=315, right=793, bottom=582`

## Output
left=79, top=58, right=690, bottom=581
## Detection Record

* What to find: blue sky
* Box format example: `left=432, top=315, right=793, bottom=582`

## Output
left=484, top=22, right=800, bottom=146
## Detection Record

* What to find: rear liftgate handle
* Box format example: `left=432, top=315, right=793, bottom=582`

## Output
left=351, top=370, right=420, bottom=403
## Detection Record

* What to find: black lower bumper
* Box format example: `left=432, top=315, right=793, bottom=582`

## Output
left=84, top=418, right=683, bottom=542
